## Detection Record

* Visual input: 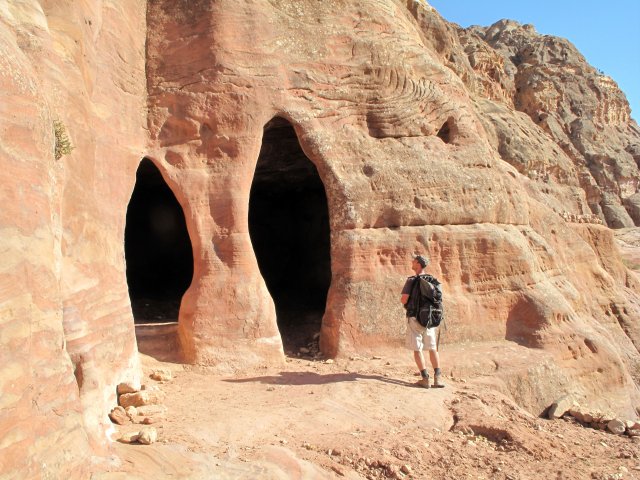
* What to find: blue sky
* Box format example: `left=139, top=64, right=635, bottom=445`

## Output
left=427, top=0, right=640, bottom=122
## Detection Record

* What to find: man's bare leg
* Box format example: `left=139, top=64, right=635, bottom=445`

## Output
left=414, top=350, right=427, bottom=371
left=414, top=350, right=430, bottom=388
left=429, top=349, right=440, bottom=369
left=429, top=349, right=445, bottom=388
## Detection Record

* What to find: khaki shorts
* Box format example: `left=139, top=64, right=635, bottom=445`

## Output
left=406, top=317, right=437, bottom=351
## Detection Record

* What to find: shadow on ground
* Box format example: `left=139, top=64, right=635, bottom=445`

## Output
left=223, top=371, right=417, bottom=388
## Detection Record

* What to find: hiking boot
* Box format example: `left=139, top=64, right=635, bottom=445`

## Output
left=432, top=373, right=445, bottom=388
left=415, top=376, right=430, bottom=389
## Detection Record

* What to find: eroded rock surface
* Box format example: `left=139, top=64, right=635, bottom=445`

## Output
left=1, top=1, right=639, bottom=478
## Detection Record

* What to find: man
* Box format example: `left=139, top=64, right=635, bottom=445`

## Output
left=400, top=255, right=445, bottom=388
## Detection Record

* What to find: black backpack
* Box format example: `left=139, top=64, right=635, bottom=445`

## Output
left=412, top=274, right=443, bottom=328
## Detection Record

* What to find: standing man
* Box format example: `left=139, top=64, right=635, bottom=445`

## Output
left=400, top=255, right=445, bottom=388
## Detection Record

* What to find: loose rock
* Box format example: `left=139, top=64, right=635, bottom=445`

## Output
left=150, top=369, right=172, bottom=382
left=118, top=431, right=140, bottom=444
left=108, top=406, right=129, bottom=425
left=138, top=426, right=158, bottom=445
left=607, top=419, right=626, bottom=435
left=119, top=391, right=165, bottom=408
left=548, top=396, right=577, bottom=419
left=116, top=382, right=139, bottom=395
left=119, top=391, right=150, bottom=408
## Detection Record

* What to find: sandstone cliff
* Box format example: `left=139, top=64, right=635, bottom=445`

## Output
left=1, top=0, right=639, bottom=477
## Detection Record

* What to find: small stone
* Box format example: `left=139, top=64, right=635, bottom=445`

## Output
left=119, top=391, right=150, bottom=408
left=116, top=382, right=139, bottom=395
left=401, top=465, right=412, bottom=475
left=108, top=406, right=129, bottom=425
left=607, top=419, right=626, bottom=435
left=569, top=407, right=590, bottom=423
left=150, top=369, right=172, bottom=381
left=118, top=431, right=140, bottom=443
left=142, top=417, right=156, bottom=425
left=299, top=347, right=310, bottom=354
left=324, top=359, right=334, bottom=364
left=138, top=426, right=158, bottom=445
left=119, top=391, right=164, bottom=408
left=548, top=395, right=577, bottom=419
left=372, top=356, right=382, bottom=360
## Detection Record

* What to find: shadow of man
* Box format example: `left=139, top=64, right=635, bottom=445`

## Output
left=224, top=371, right=416, bottom=388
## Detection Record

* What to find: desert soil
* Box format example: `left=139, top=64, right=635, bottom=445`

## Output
left=95, top=229, right=640, bottom=480
left=93, top=344, right=640, bottom=480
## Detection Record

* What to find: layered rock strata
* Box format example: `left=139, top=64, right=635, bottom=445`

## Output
left=1, top=0, right=639, bottom=478
left=1, top=0, right=146, bottom=476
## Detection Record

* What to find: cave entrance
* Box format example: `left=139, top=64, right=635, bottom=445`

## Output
left=249, top=117, right=331, bottom=356
left=125, top=158, right=193, bottom=333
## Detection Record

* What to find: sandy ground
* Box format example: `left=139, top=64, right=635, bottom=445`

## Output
left=94, top=229, right=640, bottom=479
left=93, top=343, right=640, bottom=480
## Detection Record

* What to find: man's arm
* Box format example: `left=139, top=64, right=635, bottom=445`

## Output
left=400, top=276, right=414, bottom=305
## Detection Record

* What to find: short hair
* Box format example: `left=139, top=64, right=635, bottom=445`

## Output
left=414, top=255, right=430, bottom=268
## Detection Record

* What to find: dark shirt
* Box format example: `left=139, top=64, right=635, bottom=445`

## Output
left=402, top=275, right=420, bottom=317
left=401, top=276, right=416, bottom=295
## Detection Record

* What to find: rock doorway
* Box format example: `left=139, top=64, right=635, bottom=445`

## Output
left=125, top=158, right=193, bottom=331
left=249, top=118, right=332, bottom=356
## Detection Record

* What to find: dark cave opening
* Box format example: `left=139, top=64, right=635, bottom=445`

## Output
left=437, top=118, right=453, bottom=143
left=125, top=158, right=193, bottom=324
left=249, top=117, right=331, bottom=354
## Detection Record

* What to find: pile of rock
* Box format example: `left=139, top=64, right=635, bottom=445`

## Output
left=548, top=397, right=640, bottom=439
left=558, top=211, right=603, bottom=225
left=298, top=332, right=322, bottom=359
left=108, top=369, right=172, bottom=445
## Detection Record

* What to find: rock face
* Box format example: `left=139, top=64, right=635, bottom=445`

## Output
left=1, top=1, right=639, bottom=478
left=0, top=0, right=146, bottom=476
